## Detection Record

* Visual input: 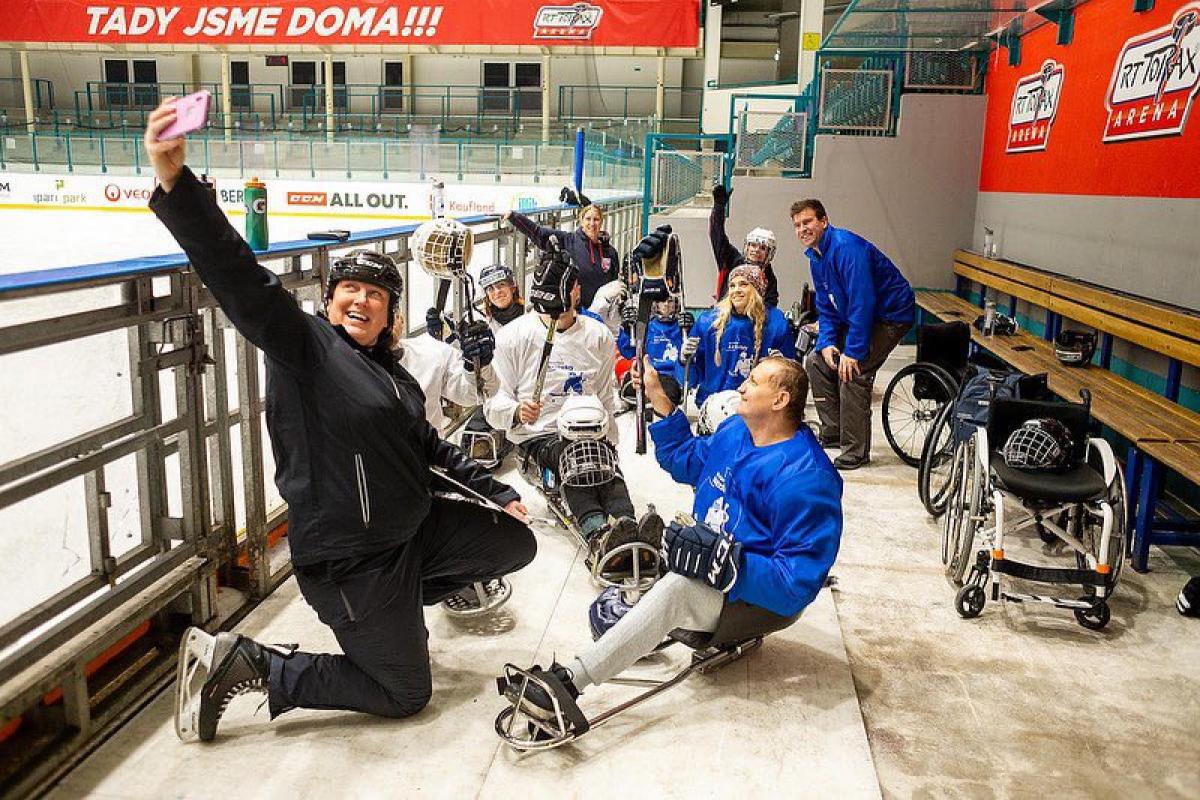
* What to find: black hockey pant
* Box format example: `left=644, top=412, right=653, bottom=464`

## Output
left=522, top=434, right=635, bottom=524
left=268, top=496, right=536, bottom=719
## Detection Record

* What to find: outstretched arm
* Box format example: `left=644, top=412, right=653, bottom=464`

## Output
left=145, top=102, right=314, bottom=372
left=507, top=211, right=568, bottom=252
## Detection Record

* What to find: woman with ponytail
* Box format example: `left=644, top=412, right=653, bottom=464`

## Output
left=680, top=264, right=796, bottom=406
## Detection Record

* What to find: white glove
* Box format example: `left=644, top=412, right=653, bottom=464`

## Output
left=680, top=336, right=700, bottom=366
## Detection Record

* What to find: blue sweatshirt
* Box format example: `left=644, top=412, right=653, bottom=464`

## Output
left=685, top=307, right=796, bottom=405
left=617, top=317, right=683, bottom=373
left=806, top=225, right=915, bottom=361
left=650, top=411, right=842, bottom=617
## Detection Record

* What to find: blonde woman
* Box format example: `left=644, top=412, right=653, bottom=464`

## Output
left=504, top=203, right=620, bottom=308
left=680, top=264, right=796, bottom=406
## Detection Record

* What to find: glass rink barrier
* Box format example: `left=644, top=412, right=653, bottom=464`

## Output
left=0, top=195, right=643, bottom=796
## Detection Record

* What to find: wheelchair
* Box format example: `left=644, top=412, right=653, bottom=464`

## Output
left=942, top=389, right=1128, bottom=630
left=882, top=322, right=971, bottom=466
left=495, top=601, right=801, bottom=750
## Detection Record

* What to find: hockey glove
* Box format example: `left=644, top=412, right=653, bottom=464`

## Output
left=425, top=307, right=446, bottom=340
left=711, top=183, right=731, bottom=207
left=679, top=336, right=700, bottom=366
left=661, top=516, right=741, bottom=593
left=679, top=311, right=696, bottom=331
left=460, top=321, right=496, bottom=370
left=632, top=225, right=673, bottom=262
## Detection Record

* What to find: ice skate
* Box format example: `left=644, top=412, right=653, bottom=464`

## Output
left=174, top=627, right=295, bottom=742
left=440, top=577, right=512, bottom=618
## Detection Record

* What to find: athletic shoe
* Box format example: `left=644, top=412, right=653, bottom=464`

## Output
left=834, top=454, right=870, bottom=471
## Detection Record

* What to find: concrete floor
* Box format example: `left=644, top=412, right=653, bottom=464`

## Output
left=50, top=348, right=1200, bottom=799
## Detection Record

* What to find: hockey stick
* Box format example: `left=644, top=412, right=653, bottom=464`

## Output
left=531, top=322, right=558, bottom=402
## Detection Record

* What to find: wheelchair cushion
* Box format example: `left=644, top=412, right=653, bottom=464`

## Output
left=669, top=600, right=800, bottom=650
left=991, top=460, right=1108, bottom=503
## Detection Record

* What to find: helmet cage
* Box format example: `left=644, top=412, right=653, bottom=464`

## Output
left=744, top=227, right=777, bottom=264
left=1002, top=418, right=1073, bottom=471
left=559, top=439, right=618, bottom=487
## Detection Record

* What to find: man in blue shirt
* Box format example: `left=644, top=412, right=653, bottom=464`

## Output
left=497, top=355, right=842, bottom=730
left=792, top=199, right=915, bottom=470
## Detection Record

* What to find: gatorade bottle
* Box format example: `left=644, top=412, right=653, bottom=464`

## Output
left=244, top=177, right=269, bottom=251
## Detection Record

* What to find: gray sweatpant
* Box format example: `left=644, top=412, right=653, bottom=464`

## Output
left=573, top=572, right=724, bottom=688
left=806, top=321, right=912, bottom=462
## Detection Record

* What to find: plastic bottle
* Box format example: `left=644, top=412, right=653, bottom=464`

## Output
left=244, top=177, right=269, bottom=251
left=983, top=300, right=997, bottom=337
left=430, top=179, right=445, bottom=219
left=983, top=226, right=995, bottom=258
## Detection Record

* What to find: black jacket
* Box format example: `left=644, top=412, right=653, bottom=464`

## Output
left=709, top=200, right=779, bottom=308
left=509, top=211, right=620, bottom=308
left=151, top=167, right=519, bottom=566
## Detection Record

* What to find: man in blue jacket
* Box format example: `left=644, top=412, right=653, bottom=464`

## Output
left=792, top=199, right=915, bottom=470
left=497, top=355, right=842, bottom=729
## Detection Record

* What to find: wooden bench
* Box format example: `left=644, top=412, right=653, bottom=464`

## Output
left=916, top=250, right=1200, bottom=571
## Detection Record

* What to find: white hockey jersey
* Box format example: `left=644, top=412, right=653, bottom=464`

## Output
left=485, top=311, right=620, bottom=444
left=396, top=334, right=498, bottom=432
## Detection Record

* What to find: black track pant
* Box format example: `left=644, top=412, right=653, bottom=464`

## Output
left=268, top=496, right=536, bottom=719
left=522, top=434, right=635, bottom=523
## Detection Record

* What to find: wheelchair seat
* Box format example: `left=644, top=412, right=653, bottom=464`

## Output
left=991, top=460, right=1108, bottom=503
left=668, top=600, right=800, bottom=650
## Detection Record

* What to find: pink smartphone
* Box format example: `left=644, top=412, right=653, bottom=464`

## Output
left=157, top=90, right=211, bottom=140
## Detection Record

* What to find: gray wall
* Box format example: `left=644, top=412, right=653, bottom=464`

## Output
left=974, top=192, right=1200, bottom=312
left=651, top=93, right=986, bottom=310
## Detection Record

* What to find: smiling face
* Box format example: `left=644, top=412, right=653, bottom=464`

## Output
left=580, top=206, right=603, bottom=242
left=744, top=241, right=770, bottom=265
left=727, top=275, right=756, bottom=314
left=486, top=280, right=516, bottom=310
left=326, top=279, right=390, bottom=346
left=737, top=361, right=786, bottom=423
left=792, top=208, right=828, bottom=250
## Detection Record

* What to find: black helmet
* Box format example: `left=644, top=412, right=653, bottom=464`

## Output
left=325, top=249, right=403, bottom=319
left=1055, top=330, right=1097, bottom=367
left=1002, top=417, right=1074, bottom=471
left=973, top=312, right=1019, bottom=336
left=528, top=236, right=578, bottom=317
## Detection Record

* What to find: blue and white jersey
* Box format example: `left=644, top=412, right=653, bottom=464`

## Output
left=649, top=411, right=842, bottom=617
left=617, top=317, right=684, bottom=374
left=685, top=307, right=796, bottom=405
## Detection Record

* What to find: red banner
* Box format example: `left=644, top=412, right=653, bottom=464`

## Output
left=979, top=0, right=1200, bottom=198
left=0, top=0, right=700, bottom=47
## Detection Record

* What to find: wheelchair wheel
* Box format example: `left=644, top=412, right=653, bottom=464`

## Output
left=955, top=584, right=986, bottom=618
left=1076, top=463, right=1128, bottom=598
left=1073, top=599, right=1111, bottom=631
left=882, top=362, right=957, bottom=467
left=943, top=438, right=983, bottom=585
left=918, top=402, right=956, bottom=517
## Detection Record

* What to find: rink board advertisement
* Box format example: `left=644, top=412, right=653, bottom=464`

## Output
left=0, top=173, right=569, bottom=219
left=0, top=0, right=700, bottom=47
left=979, top=0, right=1200, bottom=198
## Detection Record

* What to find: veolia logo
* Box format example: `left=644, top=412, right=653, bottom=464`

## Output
left=104, top=183, right=121, bottom=201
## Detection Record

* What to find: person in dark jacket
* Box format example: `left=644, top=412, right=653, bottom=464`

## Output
left=710, top=183, right=780, bottom=308
left=144, top=102, right=536, bottom=742
left=504, top=204, right=620, bottom=308
left=792, top=198, right=916, bottom=470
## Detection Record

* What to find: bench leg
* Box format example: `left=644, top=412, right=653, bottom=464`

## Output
left=1132, top=456, right=1163, bottom=573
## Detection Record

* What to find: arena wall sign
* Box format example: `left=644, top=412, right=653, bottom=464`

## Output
left=0, top=0, right=700, bottom=47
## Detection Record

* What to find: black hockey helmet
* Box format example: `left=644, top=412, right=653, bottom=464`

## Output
left=1002, top=417, right=1074, bottom=472
left=1054, top=330, right=1097, bottom=367
left=972, top=311, right=1019, bottom=336
left=529, top=235, right=578, bottom=317
left=325, top=249, right=404, bottom=328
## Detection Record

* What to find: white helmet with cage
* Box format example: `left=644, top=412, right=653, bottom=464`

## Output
left=556, top=394, right=610, bottom=442
left=744, top=227, right=777, bottom=264
left=697, top=390, right=742, bottom=436
left=411, top=218, right=474, bottom=279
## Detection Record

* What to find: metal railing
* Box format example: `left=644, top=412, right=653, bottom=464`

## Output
left=0, top=78, right=54, bottom=111
left=0, top=193, right=643, bottom=796
left=0, top=133, right=643, bottom=187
